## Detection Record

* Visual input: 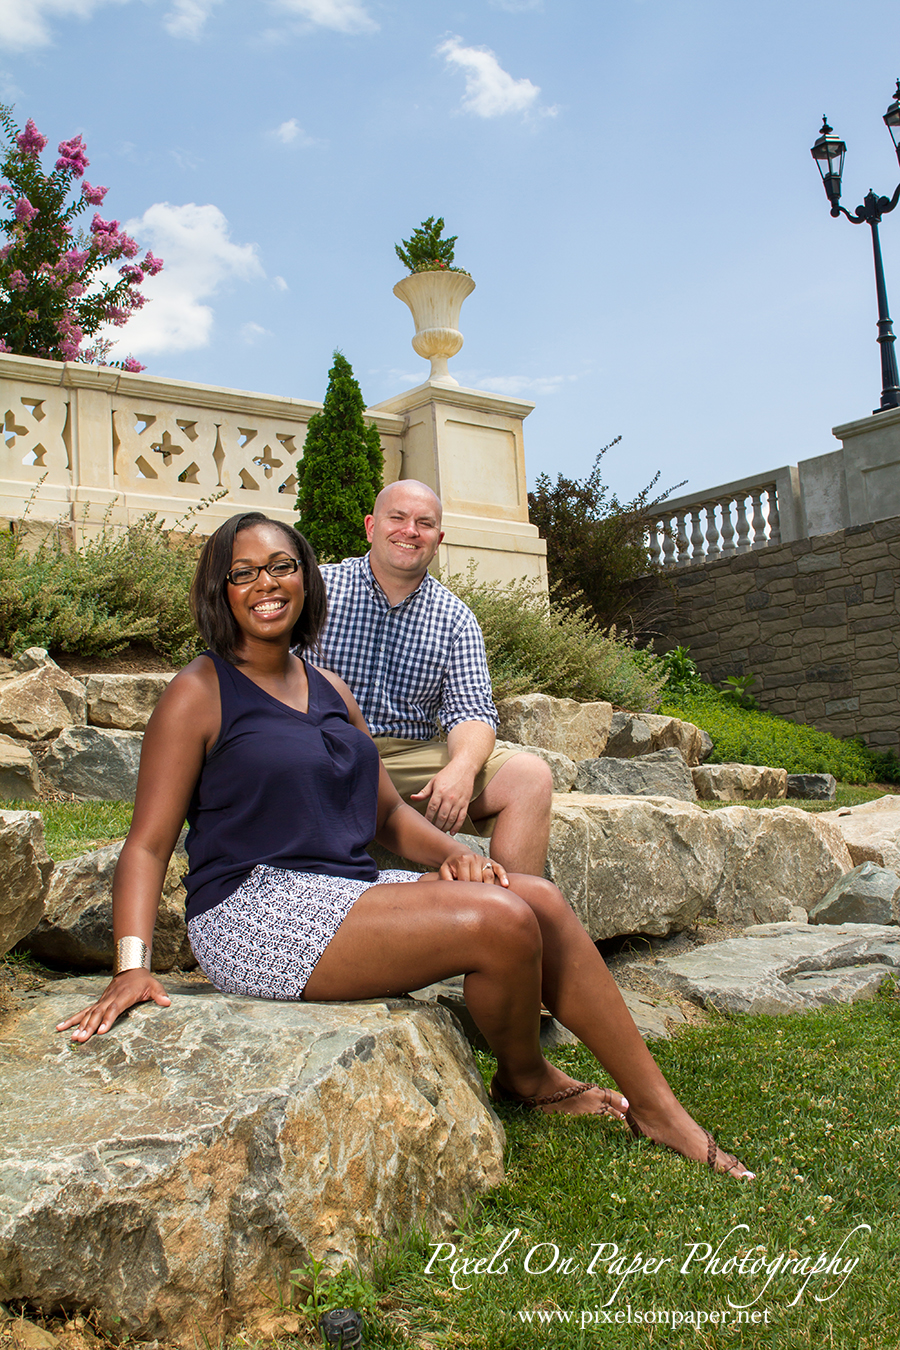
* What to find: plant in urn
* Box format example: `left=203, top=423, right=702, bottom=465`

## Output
left=393, top=216, right=475, bottom=386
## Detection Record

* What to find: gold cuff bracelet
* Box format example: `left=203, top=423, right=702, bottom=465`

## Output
left=113, top=936, right=151, bottom=975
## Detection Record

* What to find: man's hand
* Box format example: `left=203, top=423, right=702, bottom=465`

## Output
left=411, top=760, right=477, bottom=834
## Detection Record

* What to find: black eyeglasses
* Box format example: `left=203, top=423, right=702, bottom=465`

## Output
left=225, top=558, right=302, bottom=587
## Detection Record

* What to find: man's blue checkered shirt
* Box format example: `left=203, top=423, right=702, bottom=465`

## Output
left=312, top=554, right=498, bottom=740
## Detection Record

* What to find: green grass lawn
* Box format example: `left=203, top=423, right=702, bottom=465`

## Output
left=351, top=990, right=900, bottom=1350
left=2, top=799, right=133, bottom=859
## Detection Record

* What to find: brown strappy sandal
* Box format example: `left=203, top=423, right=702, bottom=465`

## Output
left=627, top=1109, right=754, bottom=1179
left=489, top=1074, right=621, bottom=1118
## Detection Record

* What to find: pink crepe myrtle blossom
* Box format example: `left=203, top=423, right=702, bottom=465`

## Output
left=0, top=338, right=10, bottom=353
left=55, top=135, right=89, bottom=178
left=90, top=213, right=120, bottom=237
left=62, top=248, right=89, bottom=272
left=14, top=197, right=38, bottom=225
left=122, top=356, right=145, bottom=373
left=2, top=108, right=163, bottom=369
left=81, top=181, right=107, bottom=206
left=16, top=120, right=48, bottom=157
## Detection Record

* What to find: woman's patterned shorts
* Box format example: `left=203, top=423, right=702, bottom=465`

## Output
left=187, top=864, right=420, bottom=1000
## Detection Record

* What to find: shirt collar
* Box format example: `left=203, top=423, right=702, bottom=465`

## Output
left=361, top=552, right=433, bottom=610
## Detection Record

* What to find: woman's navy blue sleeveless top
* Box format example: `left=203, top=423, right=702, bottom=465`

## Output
left=184, top=653, right=380, bottom=921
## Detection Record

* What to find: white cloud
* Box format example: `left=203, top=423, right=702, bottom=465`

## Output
left=437, top=36, right=545, bottom=119
left=272, top=0, right=377, bottom=34
left=273, top=276, right=289, bottom=291
left=272, top=118, right=317, bottom=146
left=163, top=0, right=221, bottom=39
left=0, top=0, right=129, bottom=51
left=107, top=202, right=264, bottom=356
left=474, top=373, right=576, bottom=398
left=489, top=0, right=543, bottom=9
left=241, top=321, right=270, bottom=344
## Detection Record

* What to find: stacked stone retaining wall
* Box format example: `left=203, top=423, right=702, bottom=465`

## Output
left=653, top=515, right=900, bottom=754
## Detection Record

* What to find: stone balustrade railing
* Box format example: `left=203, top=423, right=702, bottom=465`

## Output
left=0, top=351, right=548, bottom=585
left=0, top=352, right=405, bottom=540
left=648, top=465, right=802, bottom=568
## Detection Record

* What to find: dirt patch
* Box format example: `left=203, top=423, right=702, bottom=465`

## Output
left=54, top=643, right=180, bottom=677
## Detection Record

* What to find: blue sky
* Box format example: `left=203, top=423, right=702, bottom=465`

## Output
left=2, top=0, right=899, bottom=501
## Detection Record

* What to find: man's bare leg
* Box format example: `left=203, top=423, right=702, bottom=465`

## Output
left=469, top=753, right=553, bottom=876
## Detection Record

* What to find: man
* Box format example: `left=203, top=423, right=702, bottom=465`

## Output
left=314, top=479, right=553, bottom=876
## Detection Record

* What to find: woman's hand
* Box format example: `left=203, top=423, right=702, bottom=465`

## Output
left=438, top=852, right=509, bottom=887
left=56, top=971, right=172, bottom=1043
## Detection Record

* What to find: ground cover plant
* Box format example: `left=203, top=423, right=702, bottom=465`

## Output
left=341, top=990, right=900, bottom=1349
left=656, top=645, right=897, bottom=785
left=445, top=566, right=667, bottom=709
left=662, top=685, right=882, bottom=785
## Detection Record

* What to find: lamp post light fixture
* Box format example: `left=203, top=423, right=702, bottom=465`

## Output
left=811, top=80, right=900, bottom=413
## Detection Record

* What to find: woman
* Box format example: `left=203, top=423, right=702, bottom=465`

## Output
left=59, top=512, right=753, bottom=1179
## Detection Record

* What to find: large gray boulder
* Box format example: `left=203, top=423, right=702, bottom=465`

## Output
left=545, top=793, right=723, bottom=938
left=85, top=673, right=174, bottom=732
left=787, top=773, right=837, bottom=801
left=635, top=921, right=900, bottom=1015
left=0, top=735, right=39, bottom=800
left=574, top=748, right=697, bottom=802
left=495, top=694, right=613, bottom=760
left=544, top=794, right=851, bottom=940
left=0, top=980, right=504, bottom=1342
left=0, top=810, right=53, bottom=958
left=821, top=796, right=900, bottom=871
left=639, top=713, right=707, bottom=767
left=41, top=727, right=143, bottom=800
left=809, top=862, right=900, bottom=926
left=0, top=662, right=86, bottom=742
left=691, top=762, right=788, bottom=802
left=22, top=836, right=194, bottom=972
left=602, top=712, right=653, bottom=759
left=706, top=804, right=851, bottom=926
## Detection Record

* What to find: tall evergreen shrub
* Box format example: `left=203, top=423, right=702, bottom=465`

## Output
left=294, top=351, right=384, bottom=561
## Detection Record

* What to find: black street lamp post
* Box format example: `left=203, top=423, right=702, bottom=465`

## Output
left=811, top=81, right=900, bottom=413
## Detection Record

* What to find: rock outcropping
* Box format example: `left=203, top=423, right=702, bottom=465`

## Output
left=545, top=795, right=851, bottom=938
left=25, top=835, right=194, bottom=972
left=0, top=811, right=53, bottom=958
left=0, top=980, right=504, bottom=1343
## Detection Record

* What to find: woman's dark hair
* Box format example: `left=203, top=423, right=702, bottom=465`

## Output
left=190, top=513, right=327, bottom=664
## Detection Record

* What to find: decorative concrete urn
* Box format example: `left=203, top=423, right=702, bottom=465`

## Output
left=393, top=270, right=476, bottom=387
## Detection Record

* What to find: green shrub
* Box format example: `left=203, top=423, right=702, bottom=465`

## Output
left=294, top=350, right=384, bottom=562
left=0, top=505, right=204, bottom=662
left=527, top=437, right=682, bottom=634
left=662, top=685, right=876, bottom=783
left=445, top=566, right=666, bottom=709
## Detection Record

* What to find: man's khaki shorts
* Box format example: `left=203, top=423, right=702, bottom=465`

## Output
left=372, top=736, right=521, bottom=838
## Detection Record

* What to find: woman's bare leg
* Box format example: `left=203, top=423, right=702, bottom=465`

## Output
left=303, top=877, right=627, bottom=1119
left=499, top=874, right=754, bottom=1177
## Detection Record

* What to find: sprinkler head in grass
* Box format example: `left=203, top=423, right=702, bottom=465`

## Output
left=319, top=1308, right=364, bottom=1347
